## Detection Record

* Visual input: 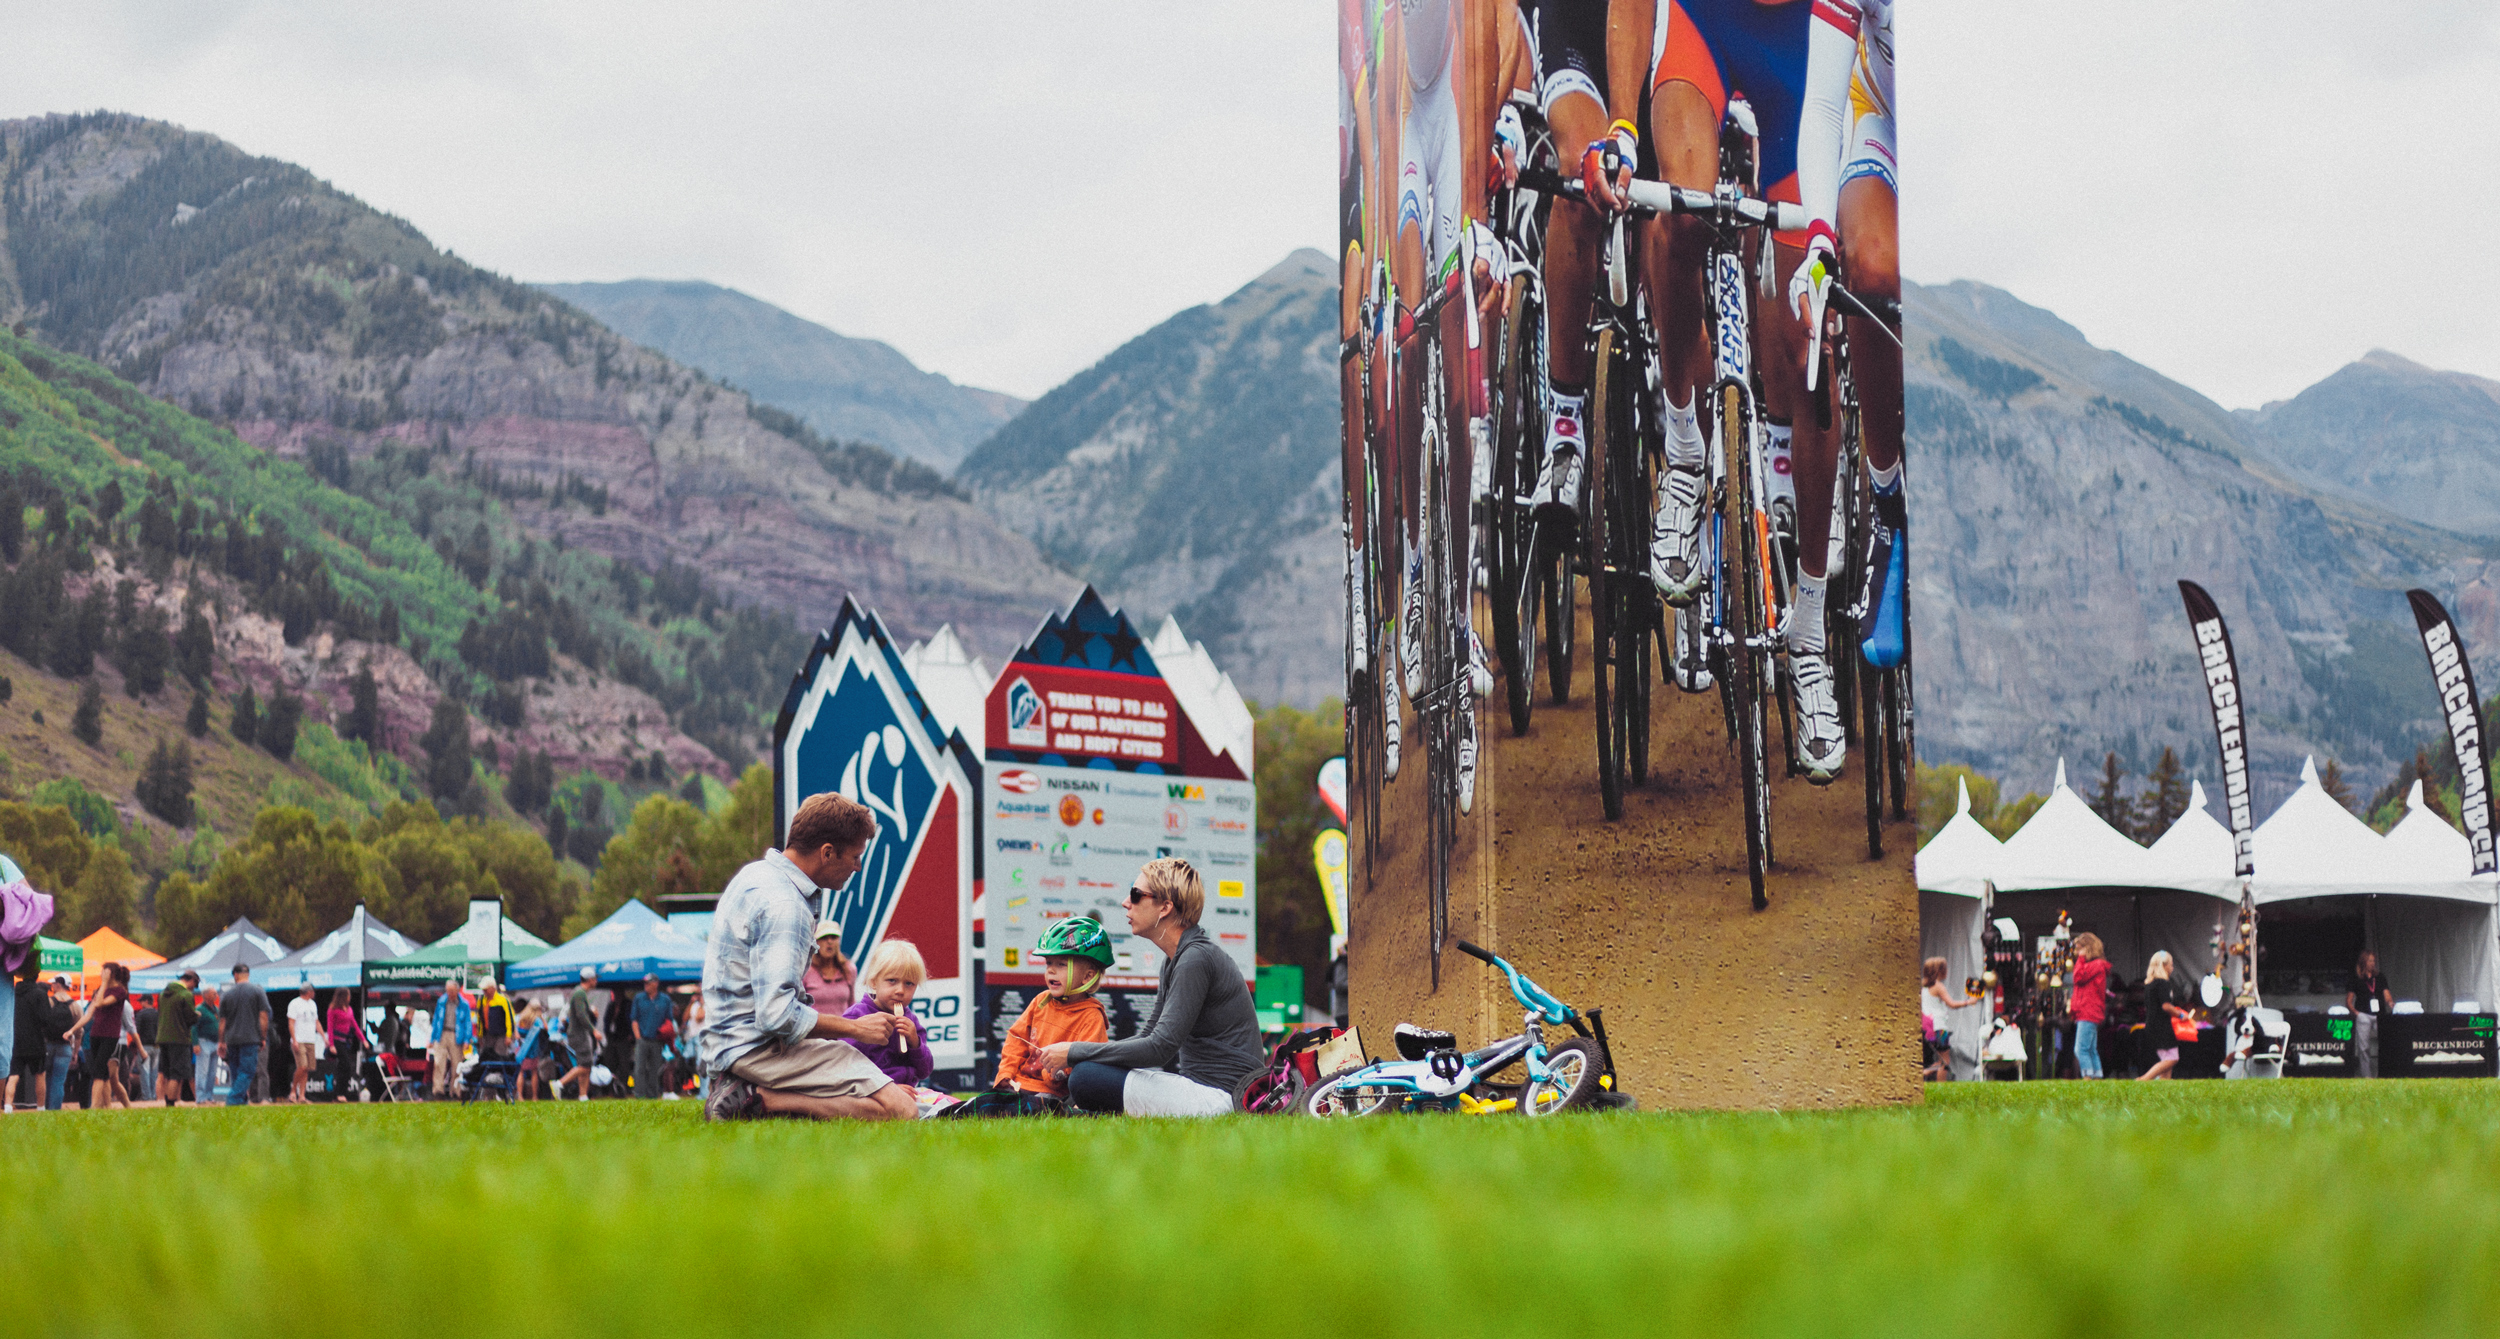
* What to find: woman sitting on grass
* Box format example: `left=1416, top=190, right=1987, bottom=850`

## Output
left=1035, top=857, right=1261, bottom=1116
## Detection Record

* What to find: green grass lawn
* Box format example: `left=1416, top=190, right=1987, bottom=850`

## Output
left=6, top=1081, right=2496, bottom=1337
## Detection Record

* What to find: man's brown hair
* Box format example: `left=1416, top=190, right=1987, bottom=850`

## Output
left=786, top=791, right=876, bottom=857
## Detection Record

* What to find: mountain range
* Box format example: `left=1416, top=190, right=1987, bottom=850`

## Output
left=536, top=279, right=1023, bottom=474
left=1904, top=280, right=2499, bottom=810
left=7, top=107, right=2498, bottom=828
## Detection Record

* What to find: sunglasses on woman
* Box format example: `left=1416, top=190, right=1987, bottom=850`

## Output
left=1124, top=887, right=1160, bottom=907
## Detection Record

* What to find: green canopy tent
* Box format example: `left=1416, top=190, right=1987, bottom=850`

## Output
left=363, top=919, right=553, bottom=986
left=36, top=935, right=80, bottom=974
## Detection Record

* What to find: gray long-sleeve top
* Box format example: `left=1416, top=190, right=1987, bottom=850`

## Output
left=1067, top=923, right=1263, bottom=1093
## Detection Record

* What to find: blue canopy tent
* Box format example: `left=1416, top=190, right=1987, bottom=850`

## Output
left=504, top=900, right=706, bottom=989
left=260, top=906, right=423, bottom=990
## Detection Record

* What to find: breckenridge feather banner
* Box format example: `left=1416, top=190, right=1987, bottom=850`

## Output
left=2178, top=581, right=2256, bottom=877
left=2405, top=589, right=2498, bottom=876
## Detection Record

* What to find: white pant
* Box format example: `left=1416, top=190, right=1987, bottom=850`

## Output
left=1121, top=1068, right=1235, bottom=1117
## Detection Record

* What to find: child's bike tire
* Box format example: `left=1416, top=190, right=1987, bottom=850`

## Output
left=1518, top=1038, right=1604, bottom=1116
left=1303, top=1069, right=1398, bottom=1117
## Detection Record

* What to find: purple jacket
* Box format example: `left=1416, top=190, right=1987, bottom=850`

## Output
left=0, top=882, right=54, bottom=975
left=840, top=998, right=934, bottom=1087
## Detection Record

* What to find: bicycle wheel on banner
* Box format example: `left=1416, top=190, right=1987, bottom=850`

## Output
left=1587, top=328, right=1626, bottom=821
left=1493, top=274, right=1542, bottom=737
left=1614, top=397, right=1655, bottom=790
left=1721, top=381, right=1773, bottom=910
left=1544, top=530, right=1576, bottom=705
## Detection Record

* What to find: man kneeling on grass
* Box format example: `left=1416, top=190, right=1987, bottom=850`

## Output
left=700, top=792, right=913, bottom=1122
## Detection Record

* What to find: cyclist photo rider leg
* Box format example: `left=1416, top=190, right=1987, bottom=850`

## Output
left=1391, top=0, right=1506, bottom=812
left=1622, top=0, right=1721, bottom=627
left=1791, top=0, right=1902, bottom=668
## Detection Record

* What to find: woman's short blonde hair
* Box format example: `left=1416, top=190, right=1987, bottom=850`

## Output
left=860, top=938, right=926, bottom=984
left=2145, top=950, right=2174, bottom=980
left=1137, top=857, right=1204, bottom=927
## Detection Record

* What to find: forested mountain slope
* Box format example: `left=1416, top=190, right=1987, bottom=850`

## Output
left=0, top=112, right=1069, bottom=684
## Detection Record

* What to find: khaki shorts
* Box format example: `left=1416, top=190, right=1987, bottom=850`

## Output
left=726, top=1038, right=891, bottom=1101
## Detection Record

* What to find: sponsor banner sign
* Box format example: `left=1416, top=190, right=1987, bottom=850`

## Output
left=775, top=599, right=979, bottom=1070
left=984, top=764, right=1258, bottom=986
left=2406, top=589, right=2498, bottom=876
left=2178, top=581, right=2255, bottom=878
left=983, top=588, right=1256, bottom=987
left=1318, top=756, right=1347, bottom=826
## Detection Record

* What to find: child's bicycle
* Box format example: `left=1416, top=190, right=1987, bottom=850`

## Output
left=1302, top=941, right=1621, bottom=1117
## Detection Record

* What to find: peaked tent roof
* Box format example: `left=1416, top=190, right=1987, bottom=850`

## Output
left=261, top=906, right=426, bottom=989
left=2140, top=780, right=2242, bottom=899
left=2251, top=757, right=2411, bottom=902
left=133, top=918, right=286, bottom=991
left=1915, top=777, right=2007, bottom=897
left=1992, top=760, right=2166, bottom=892
left=1149, top=616, right=1255, bottom=774
left=505, top=898, right=706, bottom=988
left=899, top=623, right=993, bottom=753
left=365, top=918, right=554, bottom=984
left=2371, top=780, right=2497, bottom=905
left=80, top=925, right=166, bottom=991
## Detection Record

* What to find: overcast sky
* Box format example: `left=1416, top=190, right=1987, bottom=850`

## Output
left=3, top=1, right=2494, bottom=406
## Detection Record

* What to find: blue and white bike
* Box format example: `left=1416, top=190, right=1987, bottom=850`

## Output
left=1302, top=941, right=1618, bottom=1117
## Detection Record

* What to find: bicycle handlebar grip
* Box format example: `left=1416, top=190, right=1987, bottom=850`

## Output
left=1774, top=202, right=1809, bottom=232
left=1454, top=940, right=1498, bottom=964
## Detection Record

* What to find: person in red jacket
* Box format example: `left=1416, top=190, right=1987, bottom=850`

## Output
left=2068, top=933, right=2109, bottom=1080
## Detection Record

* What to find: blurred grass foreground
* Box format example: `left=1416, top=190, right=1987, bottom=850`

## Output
left=5, top=1081, right=2497, bottom=1337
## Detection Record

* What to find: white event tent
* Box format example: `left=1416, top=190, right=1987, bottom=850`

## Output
left=1919, top=757, right=2500, bottom=1022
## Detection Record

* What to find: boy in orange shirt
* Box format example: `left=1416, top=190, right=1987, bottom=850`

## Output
left=994, top=916, right=1112, bottom=1097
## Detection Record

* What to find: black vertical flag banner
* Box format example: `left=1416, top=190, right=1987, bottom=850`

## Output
left=2179, top=581, right=2256, bottom=878
left=2405, top=589, right=2498, bottom=876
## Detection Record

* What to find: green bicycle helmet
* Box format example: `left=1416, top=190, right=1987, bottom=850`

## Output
left=1034, top=915, right=1116, bottom=970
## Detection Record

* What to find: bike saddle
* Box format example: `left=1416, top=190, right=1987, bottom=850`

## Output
left=1394, top=1023, right=1459, bottom=1061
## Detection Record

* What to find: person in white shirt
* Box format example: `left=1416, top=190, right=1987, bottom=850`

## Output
left=285, top=983, right=322, bottom=1105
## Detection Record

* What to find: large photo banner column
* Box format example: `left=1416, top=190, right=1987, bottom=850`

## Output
left=1341, top=0, right=1920, bottom=1109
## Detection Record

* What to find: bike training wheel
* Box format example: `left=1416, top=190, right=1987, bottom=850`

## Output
left=1493, top=274, right=1541, bottom=738
left=1519, top=1038, right=1604, bottom=1116
left=1304, top=1069, right=1397, bottom=1117
left=1587, top=328, right=1625, bottom=821
left=1721, top=380, right=1772, bottom=911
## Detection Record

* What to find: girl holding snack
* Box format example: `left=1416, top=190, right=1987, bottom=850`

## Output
left=841, top=939, right=933, bottom=1091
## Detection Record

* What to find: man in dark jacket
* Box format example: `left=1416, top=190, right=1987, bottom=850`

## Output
left=156, top=973, right=199, bottom=1105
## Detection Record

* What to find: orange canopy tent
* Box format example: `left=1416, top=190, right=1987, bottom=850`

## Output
left=76, top=926, right=164, bottom=995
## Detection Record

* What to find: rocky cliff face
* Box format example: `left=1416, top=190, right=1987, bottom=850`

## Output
left=2238, top=351, right=2500, bottom=537
left=0, top=113, right=1069, bottom=667
left=1905, top=280, right=2487, bottom=808
left=535, top=279, right=1024, bottom=474
left=960, top=250, right=1344, bottom=707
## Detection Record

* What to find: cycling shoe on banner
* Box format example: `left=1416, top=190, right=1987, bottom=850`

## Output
left=1464, top=622, right=1494, bottom=699
left=1673, top=606, right=1715, bottom=693
left=1533, top=443, right=1584, bottom=520
left=1792, top=651, right=1846, bottom=783
left=1859, top=527, right=1906, bottom=670
left=1382, top=681, right=1403, bottom=782
left=1649, top=465, right=1706, bottom=606
left=1456, top=698, right=1479, bottom=815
